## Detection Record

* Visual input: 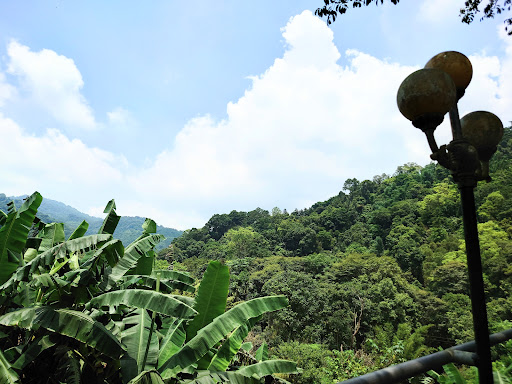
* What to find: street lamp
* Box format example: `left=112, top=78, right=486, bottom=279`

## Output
left=397, top=51, right=504, bottom=384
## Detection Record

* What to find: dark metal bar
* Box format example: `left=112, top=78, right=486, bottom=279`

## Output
left=336, top=329, right=512, bottom=384
left=449, top=104, right=463, bottom=140
left=459, top=185, right=494, bottom=384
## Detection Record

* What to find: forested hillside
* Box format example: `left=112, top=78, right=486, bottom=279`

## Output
left=161, top=127, right=512, bottom=383
left=0, top=194, right=182, bottom=249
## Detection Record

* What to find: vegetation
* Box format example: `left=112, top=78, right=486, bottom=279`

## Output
left=0, top=195, right=182, bottom=250
left=3, top=127, right=512, bottom=383
left=315, top=0, right=512, bottom=35
left=162, top=126, right=512, bottom=383
left=0, top=194, right=297, bottom=383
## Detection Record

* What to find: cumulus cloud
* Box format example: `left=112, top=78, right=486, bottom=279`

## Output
left=2, top=11, right=511, bottom=230
left=0, top=113, right=126, bottom=212
left=128, top=11, right=511, bottom=229
left=6, top=41, right=96, bottom=130
left=126, top=11, right=423, bottom=228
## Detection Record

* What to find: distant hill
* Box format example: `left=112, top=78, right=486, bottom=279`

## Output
left=0, top=194, right=182, bottom=250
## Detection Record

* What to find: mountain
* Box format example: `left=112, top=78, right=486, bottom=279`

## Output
left=0, top=194, right=182, bottom=250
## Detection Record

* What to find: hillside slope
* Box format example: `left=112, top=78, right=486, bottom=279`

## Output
left=0, top=194, right=182, bottom=249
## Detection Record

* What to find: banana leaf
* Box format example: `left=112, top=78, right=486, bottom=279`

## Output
left=127, top=369, right=165, bottom=384
left=98, top=199, right=120, bottom=235
left=235, top=360, right=299, bottom=378
left=54, top=347, right=81, bottom=384
left=109, top=234, right=165, bottom=284
left=80, top=239, right=124, bottom=271
left=68, top=220, right=89, bottom=240
left=37, top=223, right=65, bottom=253
left=119, top=275, right=195, bottom=294
left=158, top=319, right=186, bottom=369
left=186, top=261, right=229, bottom=342
left=180, top=370, right=260, bottom=384
left=135, top=250, right=155, bottom=276
left=2, top=234, right=112, bottom=289
left=159, top=295, right=288, bottom=379
left=0, top=348, right=19, bottom=383
left=0, top=192, right=42, bottom=285
left=121, top=309, right=159, bottom=383
left=129, top=218, right=158, bottom=246
left=208, top=317, right=260, bottom=372
left=254, top=342, right=268, bottom=362
left=86, top=289, right=197, bottom=319
left=150, top=270, right=195, bottom=285
left=0, top=306, right=124, bottom=358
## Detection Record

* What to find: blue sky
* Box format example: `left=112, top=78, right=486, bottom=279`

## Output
left=1, top=1, right=511, bottom=229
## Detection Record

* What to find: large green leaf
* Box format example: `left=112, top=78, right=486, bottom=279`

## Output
left=0, top=307, right=124, bottom=358
left=119, top=275, right=195, bottom=294
left=186, top=261, right=229, bottom=342
left=254, top=342, right=268, bottom=362
left=98, top=199, right=121, bottom=235
left=0, top=210, right=6, bottom=226
left=86, top=289, right=197, bottom=319
left=127, top=370, right=165, bottom=384
left=128, top=219, right=158, bottom=247
left=180, top=370, right=260, bottom=384
left=37, top=223, right=65, bottom=253
left=208, top=317, right=260, bottom=372
left=109, top=234, right=165, bottom=283
left=68, top=220, right=89, bottom=240
left=158, top=319, right=186, bottom=369
left=2, top=234, right=112, bottom=289
left=0, top=192, right=42, bottom=285
left=135, top=250, right=155, bottom=276
left=150, top=270, right=195, bottom=285
left=0, top=348, right=19, bottom=383
left=79, top=239, right=124, bottom=274
left=159, top=295, right=288, bottom=379
left=121, top=309, right=159, bottom=383
left=235, top=360, right=299, bottom=378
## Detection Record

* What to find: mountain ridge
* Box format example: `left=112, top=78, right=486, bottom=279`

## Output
left=0, top=193, right=182, bottom=250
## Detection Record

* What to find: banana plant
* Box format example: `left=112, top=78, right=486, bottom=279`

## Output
left=0, top=192, right=42, bottom=285
left=0, top=193, right=297, bottom=384
left=151, top=261, right=298, bottom=383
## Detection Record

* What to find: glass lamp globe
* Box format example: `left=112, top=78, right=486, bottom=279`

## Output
left=460, top=111, right=504, bottom=161
left=397, top=68, right=457, bottom=130
left=425, top=51, right=473, bottom=97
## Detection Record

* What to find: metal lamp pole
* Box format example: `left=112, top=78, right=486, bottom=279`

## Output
left=397, top=51, right=504, bottom=384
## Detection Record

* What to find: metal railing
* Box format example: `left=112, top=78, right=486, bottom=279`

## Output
left=337, top=328, right=512, bottom=384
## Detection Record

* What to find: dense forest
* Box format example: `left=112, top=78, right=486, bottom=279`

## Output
left=157, top=126, right=512, bottom=383
left=0, top=194, right=182, bottom=250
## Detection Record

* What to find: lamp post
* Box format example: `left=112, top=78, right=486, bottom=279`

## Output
left=397, top=52, right=504, bottom=384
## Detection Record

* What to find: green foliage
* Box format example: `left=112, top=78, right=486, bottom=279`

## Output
left=0, top=193, right=294, bottom=384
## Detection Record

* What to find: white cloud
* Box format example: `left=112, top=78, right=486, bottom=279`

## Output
left=6, top=41, right=96, bottom=130
left=0, top=113, right=126, bottom=213
left=0, top=72, right=17, bottom=107
left=128, top=11, right=512, bottom=229
left=2, top=11, right=511, bottom=230
left=126, top=11, right=425, bottom=228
